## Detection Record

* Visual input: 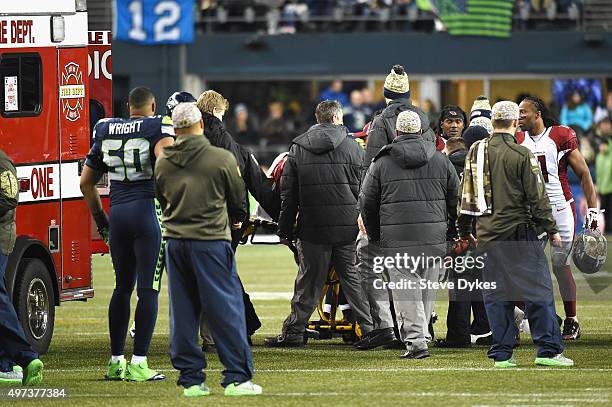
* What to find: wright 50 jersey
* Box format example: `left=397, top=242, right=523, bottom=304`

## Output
left=517, top=125, right=579, bottom=205
left=85, top=115, right=174, bottom=204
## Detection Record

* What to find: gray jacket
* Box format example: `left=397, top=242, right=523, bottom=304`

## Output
left=361, top=99, right=435, bottom=183
left=0, top=149, right=18, bottom=255
left=360, top=134, right=459, bottom=255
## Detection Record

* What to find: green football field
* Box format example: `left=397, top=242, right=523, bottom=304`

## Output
left=11, top=244, right=612, bottom=405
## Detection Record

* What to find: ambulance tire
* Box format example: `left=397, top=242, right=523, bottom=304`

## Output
left=14, top=258, right=55, bottom=355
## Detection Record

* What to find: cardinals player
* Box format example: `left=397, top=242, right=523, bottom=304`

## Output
left=517, top=96, right=599, bottom=340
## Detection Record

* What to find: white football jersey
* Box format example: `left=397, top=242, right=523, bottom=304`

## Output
left=517, top=125, right=578, bottom=205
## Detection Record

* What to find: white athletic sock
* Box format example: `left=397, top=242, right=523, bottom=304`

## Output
left=131, top=355, right=147, bottom=365
left=111, top=355, right=125, bottom=363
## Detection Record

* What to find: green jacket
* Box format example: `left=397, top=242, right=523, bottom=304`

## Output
left=155, top=134, right=246, bottom=242
left=457, top=132, right=558, bottom=245
left=0, top=149, right=18, bottom=255
left=596, top=139, right=612, bottom=195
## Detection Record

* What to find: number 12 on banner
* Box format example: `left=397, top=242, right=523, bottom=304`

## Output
left=115, top=0, right=194, bottom=45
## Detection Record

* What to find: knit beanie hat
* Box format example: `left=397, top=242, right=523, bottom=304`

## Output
left=469, top=95, right=492, bottom=121
left=463, top=125, right=490, bottom=150
left=383, top=65, right=410, bottom=100
left=396, top=110, right=421, bottom=134
left=469, top=116, right=493, bottom=135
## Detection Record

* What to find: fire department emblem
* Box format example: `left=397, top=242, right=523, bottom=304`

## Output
left=59, top=62, right=85, bottom=122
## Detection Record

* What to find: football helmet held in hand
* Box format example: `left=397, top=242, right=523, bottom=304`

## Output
left=572, top=227, right=607, bottom=274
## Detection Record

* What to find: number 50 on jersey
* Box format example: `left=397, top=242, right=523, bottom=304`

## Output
left=115, top=0, right=194, bottom=45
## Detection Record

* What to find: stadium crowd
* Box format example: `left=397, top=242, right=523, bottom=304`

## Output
left=215, top=81, right=612, bottom=231
left=198, top=0, right=583, bottom=33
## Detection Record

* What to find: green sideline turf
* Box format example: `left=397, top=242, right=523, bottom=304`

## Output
left=6, top=244, right=612, bottom=406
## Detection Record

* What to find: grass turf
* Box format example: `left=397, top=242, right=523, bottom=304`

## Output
left=7, top=244, right=612, bottom=405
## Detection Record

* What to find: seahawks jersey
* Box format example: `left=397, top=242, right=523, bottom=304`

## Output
left=85, top=115, right=174, bottom=205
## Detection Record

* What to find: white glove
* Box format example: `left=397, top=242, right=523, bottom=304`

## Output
left=585, top=208, right=599, bottom=230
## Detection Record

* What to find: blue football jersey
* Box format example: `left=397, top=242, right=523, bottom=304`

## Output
left=86, top=115, right=174, bottom=204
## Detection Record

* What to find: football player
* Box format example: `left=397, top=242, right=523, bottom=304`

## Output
left=80, top=87, right=174, bottom=381
left=518, top=96, right=599, bottom=340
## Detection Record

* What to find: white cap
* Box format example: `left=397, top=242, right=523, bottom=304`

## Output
left=172, top=103, right=202, bottom=129
left=396, top=110, right=421, bottom=134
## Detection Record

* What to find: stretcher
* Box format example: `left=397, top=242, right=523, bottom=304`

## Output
left=241, top=217, right=361, bottom=343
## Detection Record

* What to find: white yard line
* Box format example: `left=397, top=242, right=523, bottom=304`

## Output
left=46, top=367, right=612, bottom=373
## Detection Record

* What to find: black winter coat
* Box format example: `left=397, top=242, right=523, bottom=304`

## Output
left=359, top=134, right=459, bottom=255
left=203, top=112, right=245, bottom=173
left=203, top=112, right=280, bottom=221
left=447, top=148, right=467, bottom=239
left=278, top=123, right=363, bottom=244
left=361, top=99, right=435, bottom=182
left=448, top=148, right=467, bottom=179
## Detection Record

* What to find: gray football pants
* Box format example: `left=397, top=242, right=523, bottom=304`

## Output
left=355, top=235, right=395, bottom=331
left=282, top=239, right=374, bottom=335
left=386, top=264, right=440, bottom=352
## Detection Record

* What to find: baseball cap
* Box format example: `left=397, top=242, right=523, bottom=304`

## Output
left=172, top=103, right=202, bottom=129
left=491, top=101, right=520, bottom=120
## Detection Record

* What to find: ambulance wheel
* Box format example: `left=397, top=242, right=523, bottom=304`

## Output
left=14, top=258, right=55, bottom=355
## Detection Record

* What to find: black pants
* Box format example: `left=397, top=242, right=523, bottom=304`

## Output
left=445, top=269, right=490, bottom=344
left=0, top=253, right=38, bottom=371
left=231, top=227, right=262, bottom=337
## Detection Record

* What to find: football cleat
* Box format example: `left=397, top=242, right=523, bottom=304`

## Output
left=104, top=358, right=126, bottom=381
left=0, top=365, right=23, bottom=384
left=224, top=381, right=263, bottom=396
left=562, top=318, right=581, bottom=340
left=125, top=358, right=165, bottom=382
left=184, top=383, right=211, bottom=397
left=494, top=358, right=517, bottom=368
left=471, top=332, right=493, bottom=345
left=23, top=359, right=43, bottom=386
left=535, top=354, right=574, bottom=367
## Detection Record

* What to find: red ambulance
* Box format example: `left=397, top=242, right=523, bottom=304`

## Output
left=0, top=0, right=111, bottom=353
